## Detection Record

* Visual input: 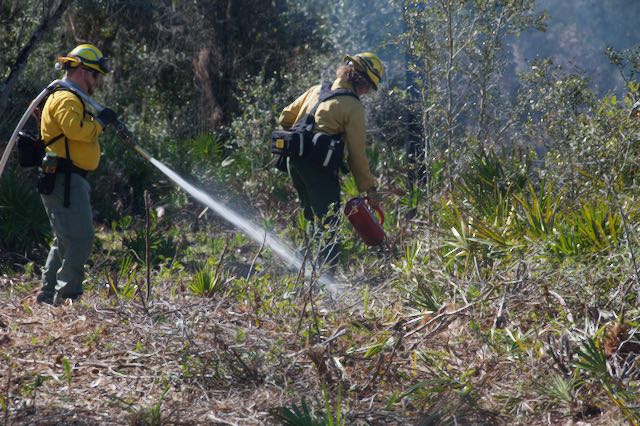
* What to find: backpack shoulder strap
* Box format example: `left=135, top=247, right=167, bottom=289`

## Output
left=291, top=82, right=360, bottom=132
left=318, top=81, right=360, bottom=103
left=308, top=81, right=360, bottom=117
left=50, top=86, right=86, bottom=113
left=40, top=86, right=86, bottom=146
left=310, top=81, right=360, bottom=114
left=44, top=133, right=65, bottom=147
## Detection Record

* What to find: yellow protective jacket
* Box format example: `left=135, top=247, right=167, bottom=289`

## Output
left=278, top=77, right=376, bottom=192
left=40, top=89, right=103, bottom=171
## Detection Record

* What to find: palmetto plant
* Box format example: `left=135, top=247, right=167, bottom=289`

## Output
left=442, top=211, right=513, bottom=272
left=549, top=199, right=622, bottom=256
left=537, top=373, right=578, bottom=406
left=270, top=399, right=323, bottom=426
left=572, top=200, right=621, bottom=252
left=575, top=337, right=608, bottom=377
left=575, top=337, right=640, bottom=423
left=270, top=384, right=345, bottom=426
left=441, top=150, right=533, bottom=270
left=105, top=255, right=139, bottom=301
left=458, top=151, right=514, bottom=226
left=399, top=273, right=442, bottom=313
left=188, top=265, right=225, bottom=297
left=187, top=133, right=225, bottom=164
left=513, top=180, right=561, bottom=239
left=0, top=169, right=51, bottom=253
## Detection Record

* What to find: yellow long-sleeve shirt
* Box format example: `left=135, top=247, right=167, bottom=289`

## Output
left=279, top=78, right=376, bottom=192
left=40, top=89, right=103, bottom=171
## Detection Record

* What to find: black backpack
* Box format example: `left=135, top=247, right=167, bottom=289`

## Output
left=272, top=81, right=359, bottom=171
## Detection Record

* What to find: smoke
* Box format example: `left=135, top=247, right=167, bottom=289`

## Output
left=507, top=0, right=638, bottom=95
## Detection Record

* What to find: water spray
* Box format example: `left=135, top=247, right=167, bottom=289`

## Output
left=0, top=79, right=341, bottom=291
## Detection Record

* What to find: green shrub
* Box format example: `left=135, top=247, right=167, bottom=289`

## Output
left=458, top=148, right=530, bottom=223
left=0, top=168, right=50, bottom=255
left=513, top=180, right=561, bottom=239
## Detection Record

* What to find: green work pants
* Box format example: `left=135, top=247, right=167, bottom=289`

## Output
left=288, top=157, right=341, bottom=269
left=40, top=173, right=94, bottom=298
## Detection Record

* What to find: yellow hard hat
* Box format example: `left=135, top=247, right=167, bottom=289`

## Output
left=343, top=52, right=384, bottom=90
left=58, top=43, right=109, bottom=74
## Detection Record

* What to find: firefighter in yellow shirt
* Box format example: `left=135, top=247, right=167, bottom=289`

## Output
left=278, top=52, right=384, bottom=270
left=36, top=44, right=118, bottom=305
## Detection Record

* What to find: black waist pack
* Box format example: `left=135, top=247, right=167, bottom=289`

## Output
left=271, top=130, right=344, bottom=170
left=272, top=130, right=308, bottom=158
left=308, top=132, right=344, bottom=169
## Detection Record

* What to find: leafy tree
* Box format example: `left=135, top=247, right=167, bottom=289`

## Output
left=402, top=0, right=546, bottom=192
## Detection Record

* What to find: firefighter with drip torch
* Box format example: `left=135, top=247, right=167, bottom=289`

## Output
left=277, top=52, right=385, bottom=272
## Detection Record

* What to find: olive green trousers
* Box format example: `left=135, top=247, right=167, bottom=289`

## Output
left=40, top=173, right=94, bottom=298
left=288, top=157, right=341, bottom=269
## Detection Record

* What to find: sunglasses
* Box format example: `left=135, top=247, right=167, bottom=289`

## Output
left=71, top=54, right=110, bottom=74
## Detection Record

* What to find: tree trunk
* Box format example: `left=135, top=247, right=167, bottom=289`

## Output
left=0, top=0, right=72, bottom=120
left=445, top=0, right=454, bottom=192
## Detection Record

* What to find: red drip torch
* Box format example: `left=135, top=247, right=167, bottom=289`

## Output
left=344, top=197, right=385, bottom=246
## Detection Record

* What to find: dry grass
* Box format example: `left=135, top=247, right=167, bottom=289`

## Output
left=1, top=228, right=639, bottom=425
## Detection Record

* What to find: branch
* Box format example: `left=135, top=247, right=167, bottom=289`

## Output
left=0, top=0, right=72, bottom=119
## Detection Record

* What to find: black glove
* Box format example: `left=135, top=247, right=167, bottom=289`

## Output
left=97, top=108, right=118, bottom=128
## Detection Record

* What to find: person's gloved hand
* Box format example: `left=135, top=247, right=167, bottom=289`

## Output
left=366, top=186, right=382, bottom=209
left=631, top=100, right=640, bottom=118
left=97, top=108, right=118, bottom=128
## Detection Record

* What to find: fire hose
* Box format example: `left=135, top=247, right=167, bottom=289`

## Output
left=0, top=78, right=149, bottom=180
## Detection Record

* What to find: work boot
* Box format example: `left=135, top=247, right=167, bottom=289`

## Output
left=52, top=292, right=81, bottom=307
left=36, top=292, right=55, bottom=305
